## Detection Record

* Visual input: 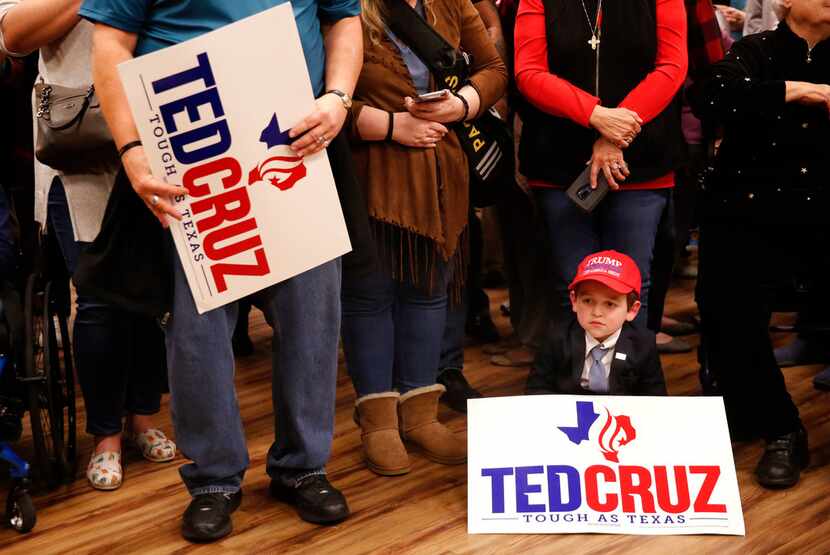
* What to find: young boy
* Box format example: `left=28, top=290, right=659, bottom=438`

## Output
left=526, top=250, right=667, bottom=396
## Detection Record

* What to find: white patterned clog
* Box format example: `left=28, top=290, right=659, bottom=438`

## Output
left=87, top=451, right=122, bottom=491
left=132, top=428, right=176, bottom=462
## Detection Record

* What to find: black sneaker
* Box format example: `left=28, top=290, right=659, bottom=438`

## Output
left=755, top=426, right=809, bottom=489
left=437, top=368, right=483, bottom=413
left=181, top=490, right=242, bottom=543
left=270, top=474, right=349, bottom=525
left=774, top=337, right=827, bottom=368
left=465, top=310, right=500, bottom=344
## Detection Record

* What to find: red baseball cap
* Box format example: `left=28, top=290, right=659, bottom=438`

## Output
left=569, top=250, right=642, bottom=297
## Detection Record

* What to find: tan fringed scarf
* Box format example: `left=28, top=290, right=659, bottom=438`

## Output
left=345, top=0, right=507, bottom=291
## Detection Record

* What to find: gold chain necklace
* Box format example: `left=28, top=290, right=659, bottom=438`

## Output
left=579, top=0, right=603, bottom=50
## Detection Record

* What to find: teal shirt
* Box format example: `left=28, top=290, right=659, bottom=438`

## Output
left=79, top=0, right=360, bottom=94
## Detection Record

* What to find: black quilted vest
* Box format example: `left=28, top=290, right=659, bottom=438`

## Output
left=518, top=0, right=683, bottom=186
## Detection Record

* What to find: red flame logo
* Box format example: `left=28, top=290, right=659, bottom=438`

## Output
left=596, top=408, right=637, bottom=463
left=248, top=146, right=307, bottom=191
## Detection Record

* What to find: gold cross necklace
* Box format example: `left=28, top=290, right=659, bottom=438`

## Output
left=579, top=0, right=603, bottom=50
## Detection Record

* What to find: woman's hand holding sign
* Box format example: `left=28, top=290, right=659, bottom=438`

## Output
left=289, top=93, right=348, bottom=157
left=122, top=146, right=188, bottom=228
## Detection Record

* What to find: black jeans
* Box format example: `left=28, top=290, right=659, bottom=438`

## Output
left=648, top=144, right=706, bottom=331
left=48, top=178, right=165, bottom=436
left=697, top=196, right=822, bottom=438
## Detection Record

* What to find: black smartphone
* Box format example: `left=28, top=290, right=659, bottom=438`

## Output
left=566, top=165, right=610, bottom=213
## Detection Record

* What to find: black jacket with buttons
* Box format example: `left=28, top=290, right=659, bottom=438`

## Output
left=525, top=318, right=667, bottom=396
left=691, top=21, right=829, bottom=199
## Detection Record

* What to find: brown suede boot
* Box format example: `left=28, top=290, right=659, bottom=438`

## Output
left=354, top=392, right=411, bottom=476
left=398, top=385, right=466, bottom=465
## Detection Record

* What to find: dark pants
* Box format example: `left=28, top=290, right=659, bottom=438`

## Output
left=47, top=178, right=164, bottom=436
left=467, top=210, right=489, bottom=317
left=439, top=288, right=467, bottom=373
left=648, top=192, right=676, bottom=331
left=648, top=144, right=705, bottom=330
left=438, top=208, right=486, bottom=375
left=536, top=188, right=669, bottom=328
left=698, top=196, right=819, bottom=438
left=0, top=186, right=16, bottom=282
left=499, top=182, right=552, bottom=348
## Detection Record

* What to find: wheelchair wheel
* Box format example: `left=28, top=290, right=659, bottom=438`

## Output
left=53, top=297, right=76, bottom=478
left=24, top=275, right=75, bottom=487
left=5, top=490, right=35, bottom=533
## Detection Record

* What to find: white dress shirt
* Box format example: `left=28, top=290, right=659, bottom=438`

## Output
left=580, top=328, right=622, bottom=389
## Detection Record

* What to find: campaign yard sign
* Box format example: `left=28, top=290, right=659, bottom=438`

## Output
left=117, top=4, right=351, bottom=313
left=468, top=395, right=745, bottom=536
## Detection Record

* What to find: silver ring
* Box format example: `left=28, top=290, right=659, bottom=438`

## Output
left=317, top=134, right=327, bottom=144
left=322, top=140, right=330, bottom=147
left=150, top=194, right=159, bottom=206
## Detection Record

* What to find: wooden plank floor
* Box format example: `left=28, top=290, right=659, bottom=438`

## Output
left=1, top=281, right=830, bottom=554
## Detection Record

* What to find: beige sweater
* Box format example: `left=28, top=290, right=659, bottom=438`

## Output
left=0, top=4, right=116, bottom=242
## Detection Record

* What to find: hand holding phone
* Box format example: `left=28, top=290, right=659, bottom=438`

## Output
left=566, top=166, right=610, bottom=213
left=413, top=89, right=450, bottom=103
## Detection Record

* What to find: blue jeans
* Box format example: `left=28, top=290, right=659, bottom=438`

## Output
left=536, top=188, right=669, bottom=329
left=438, top=289, right=467, bottom=374
left=48, top=178, right=164, bottom=436
left=165, top=251, right=341, bottom=495
left=342, top=263, right=450, bottom=397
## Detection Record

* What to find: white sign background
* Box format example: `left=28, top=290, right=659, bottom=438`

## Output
left=118, top=4, right=351, bottom=313
left=468, top=395, right=745, bottom=536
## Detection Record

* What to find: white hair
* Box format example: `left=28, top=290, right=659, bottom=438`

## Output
left=770, top=0, right=790, bottom=20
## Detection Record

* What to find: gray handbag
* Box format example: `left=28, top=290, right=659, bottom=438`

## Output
left=34, top=82, right=117, bottom=171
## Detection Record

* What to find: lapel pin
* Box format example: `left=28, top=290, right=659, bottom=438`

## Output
left=615, top=352, right=627, bottom=361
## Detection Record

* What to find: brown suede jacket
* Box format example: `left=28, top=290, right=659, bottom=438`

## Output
left=348, top=0, right=507, bottom=265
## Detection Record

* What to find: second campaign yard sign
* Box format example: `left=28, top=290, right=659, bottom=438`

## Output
left=468, top=395, right=745, bottom=536
left=118, top=4, right=351, bottom=313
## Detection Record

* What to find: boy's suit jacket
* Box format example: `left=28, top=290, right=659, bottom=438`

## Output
left=526, top=318, right=667, bottom=396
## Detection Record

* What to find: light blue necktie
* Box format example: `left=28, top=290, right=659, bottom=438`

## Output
left=588, top=344, right=610, bottom=393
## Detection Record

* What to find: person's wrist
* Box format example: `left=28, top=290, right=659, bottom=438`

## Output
left=324, top=89, right=352, bottom=112
left=118, top=140, right=143, bottom=158
left=390, top=112, right=401, bottom=142
left=588, top=105, right=605, bottom=129
left=453, top=92, right=470, bottom=123
left=785, top=81, right=804, bottom=103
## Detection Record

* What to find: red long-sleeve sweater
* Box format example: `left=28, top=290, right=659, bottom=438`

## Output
left=514, top=0, right=688, bottom=189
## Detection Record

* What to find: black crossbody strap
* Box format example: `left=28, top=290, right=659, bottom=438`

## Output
left=384, top=0, right=470, bottom=91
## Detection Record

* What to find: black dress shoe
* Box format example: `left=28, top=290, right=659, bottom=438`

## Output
left=813, top=366, right=830, bottom=391
left=270, top=474, right=349, bottom=524
left=755, top=426, right=809, bottom=489
left=437, top=368, right=482, bottom=413
left=181, top=490, right=242, bottom=543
